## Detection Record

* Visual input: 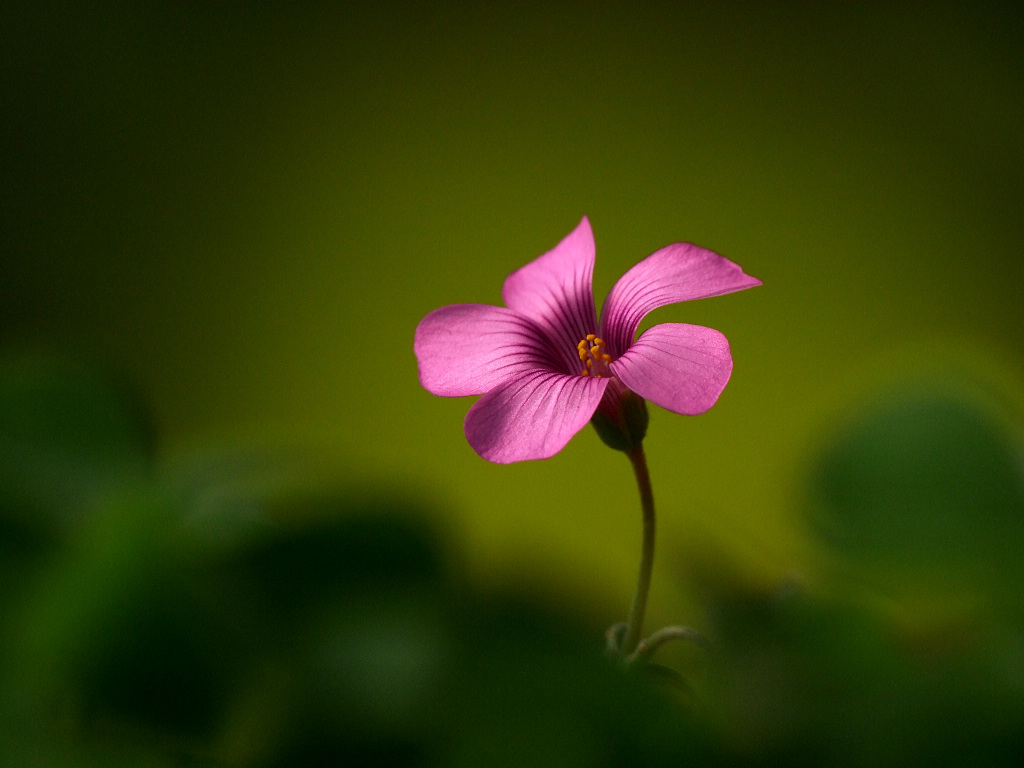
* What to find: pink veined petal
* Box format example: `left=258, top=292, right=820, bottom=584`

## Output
left=600, top=243, right=761, bottom=356
left=610, top=323, right=734, bottom=416
left=502, top=217, right=599, bottom=372
left=414, top=303, right=559, bottom=397
left=464, top=370, right=609, bottom=463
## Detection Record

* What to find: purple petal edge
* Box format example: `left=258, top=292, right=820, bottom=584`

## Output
left=611, top=323, right=734, bottom=415
left=464, top=370, right=608, bottom=463
left=414, top=303, right=558, bottom=397
left=502, top=217, right=599, bottom=372
left=601, top=243, right=760, bottom=356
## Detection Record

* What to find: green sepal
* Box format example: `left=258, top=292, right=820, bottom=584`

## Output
left=590, top=390, right=648, bottom=452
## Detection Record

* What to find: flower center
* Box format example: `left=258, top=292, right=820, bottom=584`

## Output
left=577, top=334, right=614, bottom=378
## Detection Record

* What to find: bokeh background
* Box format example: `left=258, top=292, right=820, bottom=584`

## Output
left=2, top=2, right=1023, bottom=765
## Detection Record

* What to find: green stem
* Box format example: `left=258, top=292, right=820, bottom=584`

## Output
left=622, top=443, right=656, bottom=657
left=628, top=625, right=708, bottom=664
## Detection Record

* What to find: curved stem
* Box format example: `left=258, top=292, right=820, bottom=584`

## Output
left=628, top=625, right=709, bottom=664
left=622, top=444, right=656, bottom=657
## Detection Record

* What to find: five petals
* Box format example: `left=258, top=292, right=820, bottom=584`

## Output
left=415, top=218, right=761, bottom=462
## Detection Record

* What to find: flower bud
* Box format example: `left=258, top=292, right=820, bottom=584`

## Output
left=590, top=386, right=648, bottom=452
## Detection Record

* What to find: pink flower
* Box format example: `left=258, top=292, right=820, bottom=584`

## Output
left=414, top=217, right=761, bottom=463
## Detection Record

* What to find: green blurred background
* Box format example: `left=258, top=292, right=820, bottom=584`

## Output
left=2, top=2, right=1023, bottom=765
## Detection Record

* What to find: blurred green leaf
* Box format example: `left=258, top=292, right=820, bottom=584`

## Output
left=0, top=352, right=154, bottom=551
left=809, top=386, right=1024, bottom=594
left=701, top=577, right=1024, bottom=768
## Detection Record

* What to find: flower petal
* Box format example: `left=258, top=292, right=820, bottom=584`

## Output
left=464, top=370, right=608, bottom=463
left=502, top=217, right=598, bottom=372
left=610, top=323, right=734, bottom=415
left=600, top=243, right=761, bottom=355
left=414, top=304, right=559, bottom=397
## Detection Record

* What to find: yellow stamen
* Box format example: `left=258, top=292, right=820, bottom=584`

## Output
left=576, top=335, right=614, bottom=378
